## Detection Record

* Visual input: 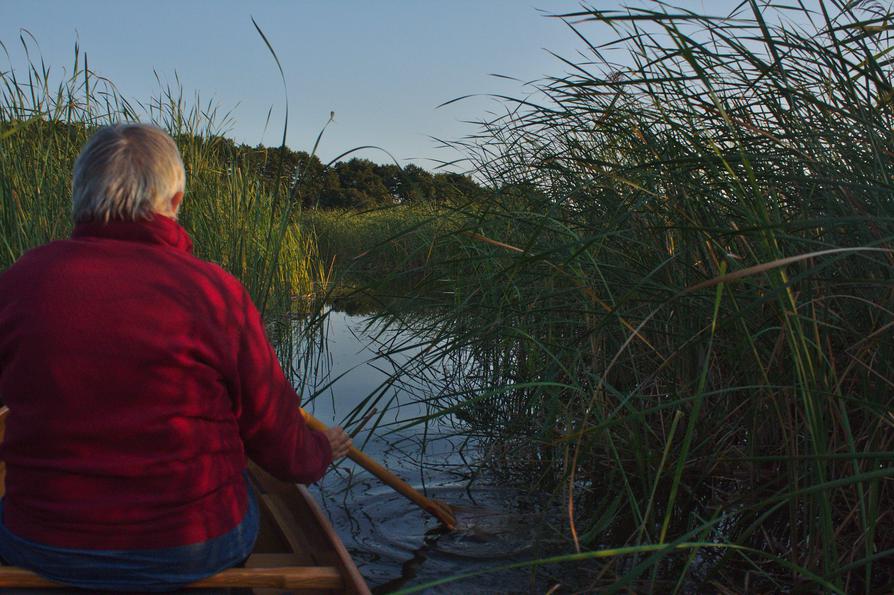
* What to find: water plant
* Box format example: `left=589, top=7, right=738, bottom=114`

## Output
left=360, top=1, right=894, bottom=590
left=0, top=37, right=325, bottom=317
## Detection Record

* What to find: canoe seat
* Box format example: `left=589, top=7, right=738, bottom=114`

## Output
left=0, top=558, right=344, bottom=589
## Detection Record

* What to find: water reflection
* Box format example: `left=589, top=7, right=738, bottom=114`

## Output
left=293, top=310, right=574, bottom=593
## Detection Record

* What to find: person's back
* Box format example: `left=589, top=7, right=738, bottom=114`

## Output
left=0, top=123, right=350, bottom=590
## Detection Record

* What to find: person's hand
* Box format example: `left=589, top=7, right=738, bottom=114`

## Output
left=323, top=426, right=352, bottom=461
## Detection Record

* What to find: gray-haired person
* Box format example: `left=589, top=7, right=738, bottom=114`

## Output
left=0, top=123, right=350, bottom=589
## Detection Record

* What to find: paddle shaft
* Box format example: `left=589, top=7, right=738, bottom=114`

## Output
left=301, top=410, right=456, bottom=529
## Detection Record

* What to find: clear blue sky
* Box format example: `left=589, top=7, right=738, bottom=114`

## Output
left=2, top=0, right=736, bottom=170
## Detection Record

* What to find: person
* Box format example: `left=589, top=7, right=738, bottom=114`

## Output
left=0, top=123, right=351, bottom=590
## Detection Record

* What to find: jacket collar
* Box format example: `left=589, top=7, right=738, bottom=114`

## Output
left=71, top=216, right=194, bottom=254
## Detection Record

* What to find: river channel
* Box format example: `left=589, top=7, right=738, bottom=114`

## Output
left=294, top=309, right=580, bottom=593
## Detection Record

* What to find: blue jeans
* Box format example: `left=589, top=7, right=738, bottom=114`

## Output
left=0, top=472, right=259, bottom=592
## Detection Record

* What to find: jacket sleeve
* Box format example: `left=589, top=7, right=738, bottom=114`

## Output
left=231, top=287, right=332, bottom=483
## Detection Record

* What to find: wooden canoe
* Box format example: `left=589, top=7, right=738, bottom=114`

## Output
left=0, top=406, right=371, bottom=594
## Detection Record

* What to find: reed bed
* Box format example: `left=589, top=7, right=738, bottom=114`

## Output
left=369, top=1, right=894, bottom=591
left=0, top=42, right=325, bottom=316
left=303, top=206, right=443, bottom=278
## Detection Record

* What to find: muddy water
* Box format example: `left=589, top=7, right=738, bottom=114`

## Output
left=296, top=310, right=576, bottom=593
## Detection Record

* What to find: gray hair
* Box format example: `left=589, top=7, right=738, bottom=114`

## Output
left=71, top=123, right=186, bottom=223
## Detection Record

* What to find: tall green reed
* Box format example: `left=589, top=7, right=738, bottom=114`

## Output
left=361, top=1, right=894, bottom=590
left=0, top=37, right=326, bottom=317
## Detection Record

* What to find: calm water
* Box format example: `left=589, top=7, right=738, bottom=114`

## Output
left=297, top=310, right=578, bottom=593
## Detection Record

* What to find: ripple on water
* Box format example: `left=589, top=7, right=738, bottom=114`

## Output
left=302, top=311, right=583, bottom=590
left=313, top=474, right=571, bottom=592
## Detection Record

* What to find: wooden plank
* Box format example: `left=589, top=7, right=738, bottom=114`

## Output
left=190, top=566, right=343, bottom=589
left=247, top=463, right=371, bottom=594
left=245, top=554, right=332, bottom=595
left=245, top=553, right=303, bottom=567
left=295, top=484, right=371, bottom=595
left=251, top=490, right=294, bottom=554
left=248, top=463, right=338, bottom=563
left=261, top=493, right=322, bottom=562
left=0, top=566, right=343, bottom=589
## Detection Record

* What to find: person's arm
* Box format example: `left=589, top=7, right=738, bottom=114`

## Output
left=230, top=287, right=337, bottom=483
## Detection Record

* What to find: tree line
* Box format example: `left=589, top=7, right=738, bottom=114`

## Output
left=206, top=138, right=492, bottom=209
left=10, top=119, right=494, bottom=211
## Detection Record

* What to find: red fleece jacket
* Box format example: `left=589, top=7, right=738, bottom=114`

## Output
left=0, top=216, right=331, bottom=549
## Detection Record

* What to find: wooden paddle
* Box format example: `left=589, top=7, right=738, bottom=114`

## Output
left=300, top=409, right=457, bottom=530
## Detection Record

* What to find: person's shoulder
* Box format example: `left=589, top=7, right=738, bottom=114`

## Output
left=1, top=238, right=75, bottom=274
left=0, top=240, right=82, bottom=298
left=178, top=254, right=250, bottom=300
